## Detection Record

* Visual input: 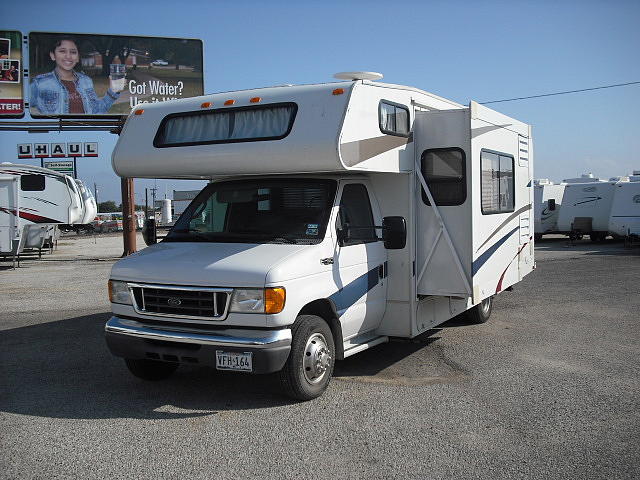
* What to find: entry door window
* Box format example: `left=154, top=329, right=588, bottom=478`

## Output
left=337, top=184, right=377, bottom=246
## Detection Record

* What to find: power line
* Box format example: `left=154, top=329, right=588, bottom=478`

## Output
left=479, top=80, right=640, bottom=104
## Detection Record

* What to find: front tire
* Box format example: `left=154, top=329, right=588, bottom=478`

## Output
left=279, top=315, right=335, bottom=401
left=466, top=296, right=493, bottom=324
left=125, top=358, right=178, bottom=381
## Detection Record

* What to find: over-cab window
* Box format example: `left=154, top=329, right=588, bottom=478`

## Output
left=379, top=101, right=410, bottom=137
left=154, top=103, right=298, bottom=147
left=21, top=174, right=45, bottom=191
left=420, top=148, right=466, bottom=206
left=481, top=150, right=515, bottom=214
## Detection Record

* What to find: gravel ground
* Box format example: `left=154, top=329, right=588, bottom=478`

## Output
left=1, top=234, right=638, bottom=479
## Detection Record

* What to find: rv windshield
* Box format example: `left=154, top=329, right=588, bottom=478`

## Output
left=165, top=179, right=337, bottom=244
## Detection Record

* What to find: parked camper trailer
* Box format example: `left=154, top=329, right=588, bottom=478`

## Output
left=105, top=74, right=534, bottom=400
left=61, top=179, right=99, bottom=233
left=609, top=171, right=640, bottom=244
left=533, top=179, right=565, bottom=240
left=556, top=176, right=616, bottom=241
left=0, top=163, right=83, bottom=260
left=76, top=180, right=98, bottom=225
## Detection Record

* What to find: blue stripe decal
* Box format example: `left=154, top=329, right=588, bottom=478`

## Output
left=472, top=226, right=519, bottom=275
left=329, top=266, right=380, bottom=317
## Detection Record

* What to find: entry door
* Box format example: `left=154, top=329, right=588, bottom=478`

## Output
left=332, top=181, right=387, bottom=339
left=0, top=178, right=18, bottom=253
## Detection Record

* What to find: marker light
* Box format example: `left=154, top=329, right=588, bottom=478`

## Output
left=224, top=99, right=236, bottom=106
left=250, top=97, right=262, bottom=103
left=332, top=88, right=344, bottom=95
left=265, top=287, right=286, bottom=314
left=134, top=109, right=144, bottom=115
left=201, top=102, right=212, bottom=108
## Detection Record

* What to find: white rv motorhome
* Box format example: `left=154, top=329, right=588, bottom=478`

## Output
left=609, top=171, right=640, bottom=243
left=105, top=74, right=534, bottom=400
left=533, top=179, right=565, bottom=240
left=557, top=175, right=616, bottom=241
left=0, top=163, right=83, bottom=259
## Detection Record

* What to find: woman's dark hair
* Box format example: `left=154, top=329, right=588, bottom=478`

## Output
left=49, top=36, right=80, bottom=55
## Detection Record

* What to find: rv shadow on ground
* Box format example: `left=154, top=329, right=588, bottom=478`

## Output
left=0, top=312, right=458, bottom=419
left=535, top=237, right=637, bottom=255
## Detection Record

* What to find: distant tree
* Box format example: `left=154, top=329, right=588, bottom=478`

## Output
left=98, top=200, right=118, bottom=212
left=117, top=203, right=145, bottom=211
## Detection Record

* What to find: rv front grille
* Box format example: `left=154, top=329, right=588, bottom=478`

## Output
left=129, top=283, right=232, bottom=321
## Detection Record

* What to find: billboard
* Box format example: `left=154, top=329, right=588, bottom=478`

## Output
left=0, top=30, right=24, bottom=116
left=28, top=32, right=204, bottom=117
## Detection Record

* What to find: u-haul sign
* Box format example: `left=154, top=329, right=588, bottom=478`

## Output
left=17, top=142, right=99, bottom=159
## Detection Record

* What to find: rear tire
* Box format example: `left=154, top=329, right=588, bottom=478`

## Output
left=278, top=315, right=335, bottom=401
left=125, top=358, right=178, bottom=381
left=466, top=296, right=493, bottom=324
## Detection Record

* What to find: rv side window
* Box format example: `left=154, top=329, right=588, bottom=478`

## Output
left=379, top=101, right=410, bottom=137
left=337, top=184, right=377, bottom=246
left=154, top=103, right=297, bottom=147
left=21, top=175, right=45, bottom=191
left=420, top=148, right=466, bottom=206
left=481, top=150, right=515, bottom=214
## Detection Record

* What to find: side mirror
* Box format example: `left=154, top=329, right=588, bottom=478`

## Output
left=548, top=199, right=556, bottom=211
left=382, top=216, right=406, bottom=249
left=142, top=218, right=157, bottom=246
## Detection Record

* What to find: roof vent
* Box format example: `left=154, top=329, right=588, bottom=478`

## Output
left=334, top=71, right=383, bottom=81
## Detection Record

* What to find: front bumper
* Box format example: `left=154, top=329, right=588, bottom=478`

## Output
left=105, top=316, right=291, bottom=374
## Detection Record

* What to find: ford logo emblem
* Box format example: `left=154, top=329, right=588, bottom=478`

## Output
left=167, top=297, right=182, bottom=307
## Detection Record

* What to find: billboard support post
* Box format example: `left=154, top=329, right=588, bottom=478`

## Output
left=121, top=177, right=136, bottom=256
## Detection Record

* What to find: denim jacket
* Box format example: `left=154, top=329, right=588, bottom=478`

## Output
left=30, top=70, right=120, bottom=115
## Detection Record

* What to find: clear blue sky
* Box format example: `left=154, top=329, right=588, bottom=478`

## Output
left=2, top=0, right=639, bottom=202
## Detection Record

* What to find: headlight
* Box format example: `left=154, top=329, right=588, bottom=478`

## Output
left=229, top=289, right=264, bottom=313
left=108, top=280, right=132, bottom=305
left=229, top=287, right=286, bottom=314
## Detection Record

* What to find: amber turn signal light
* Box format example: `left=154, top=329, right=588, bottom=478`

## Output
left=265, top=287, right=286, bottom=314
left=332, top=88, right=344, bottom=95
left=250, top=97, right=262, bottom=103
left=134, top=109, right=144, bottom=115
left=201, top=102, right=212, bottom=108
left=224, top=99, right=236, bottom=106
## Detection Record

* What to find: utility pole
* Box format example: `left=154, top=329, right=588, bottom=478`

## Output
left=121, top=178, right=136, bottom=256
left=150, top=186, right=157, bottom=219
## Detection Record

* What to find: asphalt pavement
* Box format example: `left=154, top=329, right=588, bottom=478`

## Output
left=1, top=234, right=638, bottom=479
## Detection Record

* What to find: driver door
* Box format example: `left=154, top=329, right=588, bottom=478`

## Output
left=332, top=181, right=387, bottom=339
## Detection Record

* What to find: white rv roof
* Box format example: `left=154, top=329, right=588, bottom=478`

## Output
left=0, top=163, right=70, bottom=178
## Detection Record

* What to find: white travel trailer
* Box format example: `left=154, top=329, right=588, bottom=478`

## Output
left=0, top=163, right=83, bottom=260
left=105, top=74, right=534, bottom=400
left=609, top=171, right=640, bottom=243
left=533, top=179, right=565, bottom=240
left=557, top=176, right=616, bottom=241
left=75, top=179, right=98, bottom=225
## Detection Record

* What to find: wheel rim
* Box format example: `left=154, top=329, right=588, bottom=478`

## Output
left=302, top=332, right=332, bottom=385
left=480, top=297, right=492, bottom=316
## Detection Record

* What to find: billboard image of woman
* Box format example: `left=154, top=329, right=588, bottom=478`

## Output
left=29, top=32, right=204, bottom=117
left=30, top=36, right=124, bottom=114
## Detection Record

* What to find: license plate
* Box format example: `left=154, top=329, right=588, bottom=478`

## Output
left=215, top=351, right=253, bottom=372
